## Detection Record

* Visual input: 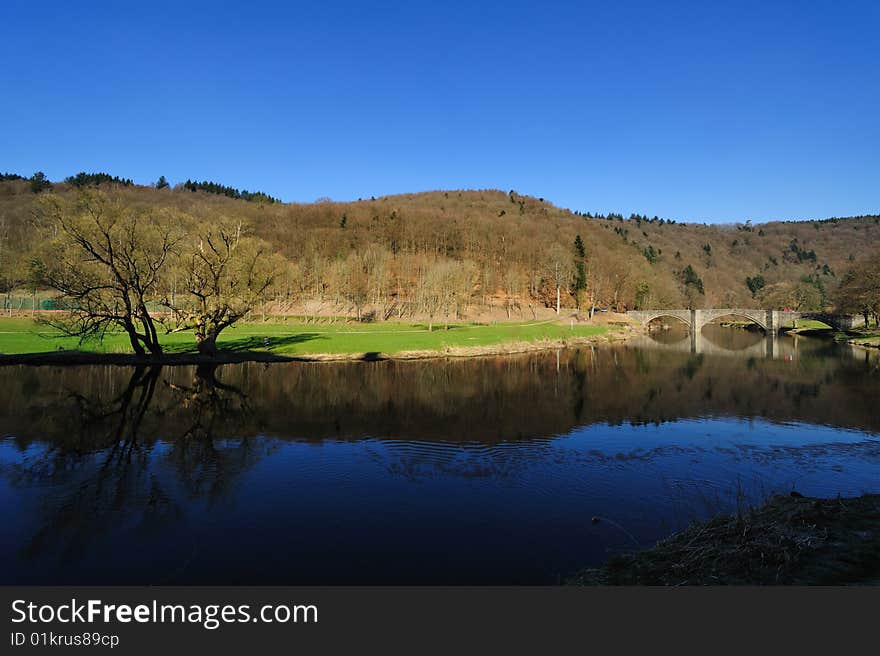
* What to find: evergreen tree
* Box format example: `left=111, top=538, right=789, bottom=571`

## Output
left=746, top=274, right=765, bottom=297
left=573, top=234, right=585, bottom=259
left=29, top=171, right=51, bottom=193
left=572, top=234, right=587, bottom=308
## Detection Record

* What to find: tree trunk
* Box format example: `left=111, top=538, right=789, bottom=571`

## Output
left=127, top=333, right=146, bottom=358
left=196, top=333, right=218, bottom=357
left=138, top=308, right=163, bottom=356
left=556, top=285, right=560, bottom=315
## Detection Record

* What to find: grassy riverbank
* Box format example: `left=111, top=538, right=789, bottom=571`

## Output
left=840, top=328, right=880, bottom=349
left=784, top=320, right=880, bottom=349
left=0, top=316, right=622, bottom=363
left=570, top=493, right=880, bottom=585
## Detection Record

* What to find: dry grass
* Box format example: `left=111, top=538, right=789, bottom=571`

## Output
left=570, top=494, right=880, bottom=585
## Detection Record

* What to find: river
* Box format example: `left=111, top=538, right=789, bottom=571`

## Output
left=1, top=326, right=878, bottom=583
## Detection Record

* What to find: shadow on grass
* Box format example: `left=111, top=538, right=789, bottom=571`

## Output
left=0, top=333, right=332, bottom=366
left=158, top=333, right=325, bottom=355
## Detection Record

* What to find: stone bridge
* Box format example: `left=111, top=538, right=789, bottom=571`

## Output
left=626, top=309, right=864, bottom=333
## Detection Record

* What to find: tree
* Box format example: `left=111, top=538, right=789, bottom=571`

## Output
left=678, top=264, right=705, bottom=309
left=162, top=217, right=280, bottom=355
left=835, top=252, right=880, bottom=326
left=573, top=235, right=587, bottom=309
left=416, top=260, right=475, bottom=331
left=447, top=259, right=477, bottom=325
left=415, top=261, right=443, bottom=331
left=156, top=175, right=169, bottom=189
left=338, top=253, right=369, bottom=321
left=605, top=256, right=633, bottom=312
left=542, top=243, right=575, bottom=314
left=25, top=257, right=46, bottom=313
left=36, top=190, right=181, bottom=356
left=746, top=274, right=765, bottom=298
left=0, top=249, right=24, bottom=317
left=634, top=281, right=650, bottom=309
left=502, top=266, right=525, bottom=319
left=760, top=279, right=823, bottom=312
left=29, top=171, right=51, bottom=194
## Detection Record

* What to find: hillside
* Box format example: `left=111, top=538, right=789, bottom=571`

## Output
left=0, top=175, right=877, bottom=318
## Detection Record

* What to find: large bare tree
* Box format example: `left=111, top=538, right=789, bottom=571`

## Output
left=162, top=217, right=279, bottom=355
left=37, top=191, right=181, bottom=357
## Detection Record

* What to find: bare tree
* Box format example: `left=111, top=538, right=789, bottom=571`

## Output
left=606, top=257, right=633, bottom=312
left=542, top=243, right=574, bottom=314
left=415, top=260, right=444, bottom=332
left=339, top=253, right=369, bottom=321
left=502, top=266, right=525, bottom=319
left=162, top=217, right=280, bottom=356
left=414, top=260, right=474, bottom=330
left=37, top=191, right=181, bottom=357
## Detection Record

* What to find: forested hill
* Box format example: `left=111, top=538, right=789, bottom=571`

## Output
left=0, top=175, right=877, bottom=314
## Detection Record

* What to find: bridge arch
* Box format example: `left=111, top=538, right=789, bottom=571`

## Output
left=697, top=310, right=768, bottom=332
left=645, top=313, right=692, bottom=329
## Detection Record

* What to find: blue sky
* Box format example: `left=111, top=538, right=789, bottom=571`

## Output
left=1, top=0, right=878, bottom=222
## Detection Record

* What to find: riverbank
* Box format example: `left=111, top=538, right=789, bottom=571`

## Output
left=842, top=330, right=880, bottom=350
left=0, top=316, right=630, bottom=365
left=782, top=320, right=880, bottom=350
left=569, top=493, right=880, bottom=585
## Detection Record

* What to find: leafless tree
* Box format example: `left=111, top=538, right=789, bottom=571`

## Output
left=36, top=191, right=181, bottom=356
left=162, top=217, right=280, bottom=355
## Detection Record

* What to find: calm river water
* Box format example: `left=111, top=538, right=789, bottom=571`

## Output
left=1, top=326, right=878, bottom=584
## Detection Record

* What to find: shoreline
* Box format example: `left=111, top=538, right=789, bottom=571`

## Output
left=0, top=329, right=632, bottom=367
left=847, top=336, right=880, bottom=350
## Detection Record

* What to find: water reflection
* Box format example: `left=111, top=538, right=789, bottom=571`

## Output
left=0, top=333, right=878, bottom=584
left=641, top=322, right=844, bottom=359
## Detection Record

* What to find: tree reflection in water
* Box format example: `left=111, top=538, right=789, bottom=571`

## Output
left=163, top=364, right=269, bottom=502
left=2, top=364, right=267, bottom=569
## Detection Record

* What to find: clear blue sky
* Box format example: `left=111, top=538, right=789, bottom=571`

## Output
left=2, top=0, right=878, bottom=222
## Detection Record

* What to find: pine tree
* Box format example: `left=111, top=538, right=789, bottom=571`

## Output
left=29, top=171, right=51, bottom=193
left=573, top=234, right=585, bottom=259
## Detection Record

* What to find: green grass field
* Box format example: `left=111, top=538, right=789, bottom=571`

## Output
left=0, top=317, right=616, bottom=357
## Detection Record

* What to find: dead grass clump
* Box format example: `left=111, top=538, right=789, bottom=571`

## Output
left=570, top=494, right=880, bottom=585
